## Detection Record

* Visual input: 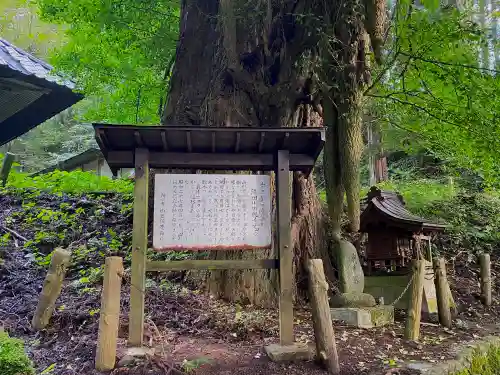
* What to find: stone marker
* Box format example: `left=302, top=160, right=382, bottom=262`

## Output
left=117, top=347, right=155, bottom=367
left=264, top=343, right=312, bottom=362
left=330, top=306, right=394, bottom=329
left=336, top=240, right=364, bottom=294
left=331, top=240, right=390, bottom=329
left=330, top=292, right=376, bottom=308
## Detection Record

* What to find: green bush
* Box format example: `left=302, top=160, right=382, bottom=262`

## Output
left=0, top=154, right=133, bottom=196
left=452, top=345, right=500, bottom=375
left=374, top=178, right=456, bottom=214
left=0, top=331, right=35, bottom=375
left=419, top=193, right=500, bottom=255
left=7, top=169, right=133, bottom=195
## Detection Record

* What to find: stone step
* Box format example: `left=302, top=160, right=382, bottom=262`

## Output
left=330, top=305, right=394, bottom=329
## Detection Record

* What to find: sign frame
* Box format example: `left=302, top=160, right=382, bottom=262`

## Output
left=152, top=173, right=272, bottom=251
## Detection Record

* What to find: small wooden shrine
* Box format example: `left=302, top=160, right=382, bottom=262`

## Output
left=360, top=187, right=446, bottom=274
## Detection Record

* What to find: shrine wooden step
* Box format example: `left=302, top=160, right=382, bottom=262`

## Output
left=146, top=259, right=278, bottom=272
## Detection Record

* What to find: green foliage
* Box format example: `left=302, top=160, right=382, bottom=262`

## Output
left=1, top=110, right=96, bottom=172
left=371, top=4, right=500, bottom=186
left=0, top=0, right=65, bottom=59
left=0, top=330, right=35, bottom=375
left=420, top=192, right=500, bottom=255
left=365, top=177, right=500, bottom=255
left=181, top=357, right=211, bottom=373
left=4, top=168, right=133, bottom=196
left=374, top=178, right=456, bottom=214
left=452, top=345, right=500, bottom=375
left=38, top=0, right=180, bottom=123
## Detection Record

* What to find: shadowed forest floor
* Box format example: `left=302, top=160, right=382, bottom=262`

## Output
left=1, top=192, right=499, bottom=375
left=1, top=243, right=499, bottom=375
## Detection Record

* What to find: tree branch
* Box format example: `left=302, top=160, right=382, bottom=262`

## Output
left=399, top=51, right=500, bottom=73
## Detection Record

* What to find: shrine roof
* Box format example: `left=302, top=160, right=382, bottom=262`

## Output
left=0, top=38, right=83, bottom=145
left=92, top=124, right=325, bottom=174
left=360, top=187, right=446, bottom=232
left=32, top=148, right=102, bottom=176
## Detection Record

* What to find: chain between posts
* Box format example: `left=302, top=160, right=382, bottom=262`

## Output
left=388, top=261, right=434, bottom=307
left=390, top=271, right=415, bottom=307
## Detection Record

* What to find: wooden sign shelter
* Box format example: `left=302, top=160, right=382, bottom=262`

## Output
left=360, top=187, right=446, bottom=275
left=93, top=124, right=325, bottom=349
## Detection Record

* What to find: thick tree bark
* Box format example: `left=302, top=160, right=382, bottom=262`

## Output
left=162, top=0, right=335, bottom=307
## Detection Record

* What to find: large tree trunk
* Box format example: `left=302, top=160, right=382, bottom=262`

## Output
left=162, top=0, right=335, bottom=307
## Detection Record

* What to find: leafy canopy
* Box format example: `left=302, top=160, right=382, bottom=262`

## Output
left=38, top=0, right=180, bottom=123
left=370, top=2, right=500, bottom=186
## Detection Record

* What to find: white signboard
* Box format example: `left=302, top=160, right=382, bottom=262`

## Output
left=153, top=174, right=272, bottom=251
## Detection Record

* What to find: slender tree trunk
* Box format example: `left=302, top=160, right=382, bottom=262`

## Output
left=479, top=0, right=490, bottom=70
left=367, top=119, right=388, bottom=186
left=162, top=0, right=335, bottom=306
left=321, top=0, right=371, bottom=234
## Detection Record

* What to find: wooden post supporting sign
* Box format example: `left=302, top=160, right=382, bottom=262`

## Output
left=276, top=150, right=294, bottom=345
left=129, top=148, right=149, bottom=347
left=96, top=257, right=124, bottom=371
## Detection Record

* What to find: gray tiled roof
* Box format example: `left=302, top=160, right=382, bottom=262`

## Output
left=0, top=38, right=76, bottom=89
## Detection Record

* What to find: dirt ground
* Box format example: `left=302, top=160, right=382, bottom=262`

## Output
left=1, top=232, right=499, bottom=375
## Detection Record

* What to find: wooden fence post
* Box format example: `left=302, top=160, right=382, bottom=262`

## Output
left=404, top=260, right=425, bottom=341
left=32, top=248, right=71, bottom=330
left=433, top=257, right=452, bottom=328
left=96, top=257, right=124, bottom=371
left=307, top=259, right=340, bottom=374
left=479, top=253, right=492, bottom=306
left=1, top=152, right=15, bottom=186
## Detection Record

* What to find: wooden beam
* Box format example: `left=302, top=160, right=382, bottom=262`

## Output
left=186, top=131, right=192, bottom=152
left=134, top=131, right=144, bottom=147
left=276, top=149, right=294, bottom=345
left=258, top=132, right=265, bottom=152
left=95, top=257, right=123, bottom=371
left=106, top=151, right=315, bottom=172
left=128, top=148, right=149, bottom=347
left=146, top=259, right=278, bottom=272
left=160, top=131, right=168, bottom=151
left=235, top=132, right=241, bottom=153
left=96, top=129, right=109, bottom=148
left=94, top=123, right=325, bottom=136
left=281, top=132, right=290, bottom=149
left=211, top=132, right=216, bottom=152
left=312, top=128, right=326, bottom=162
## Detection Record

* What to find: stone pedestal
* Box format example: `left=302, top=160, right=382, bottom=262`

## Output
left=330, top=305, right=394, bottom=329
left=264, top=343, right=313, bottom=362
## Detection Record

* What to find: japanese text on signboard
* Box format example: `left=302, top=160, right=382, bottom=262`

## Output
left=153, top=174, right=271, bottom=251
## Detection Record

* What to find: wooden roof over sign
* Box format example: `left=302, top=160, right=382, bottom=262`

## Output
left=92, top=124, right=325, bottom=175
left=360, top=187, right=446, bottom=232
